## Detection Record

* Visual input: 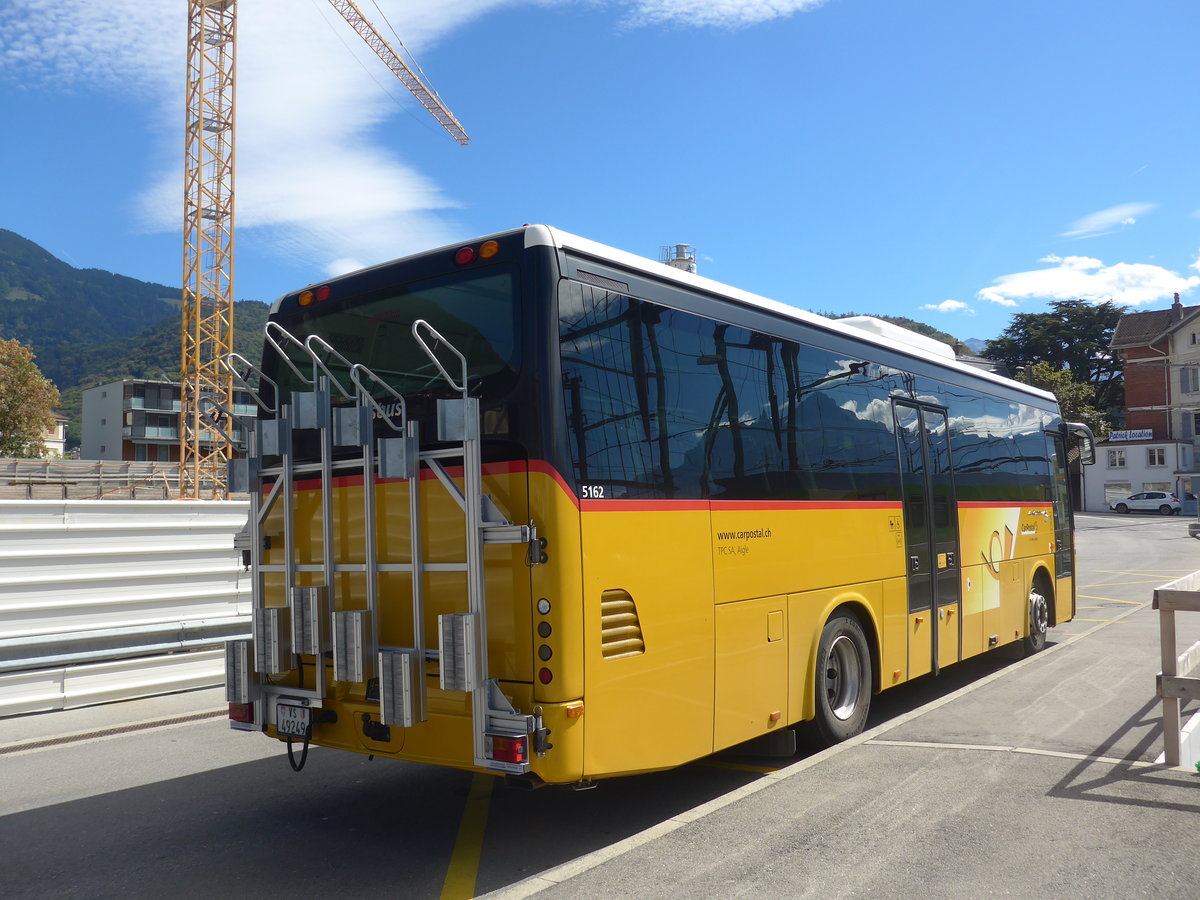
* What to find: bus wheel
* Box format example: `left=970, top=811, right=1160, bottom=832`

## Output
left=813, top=613, right=872, bottom=745
left=1023, top=581, right=1049, bottom=655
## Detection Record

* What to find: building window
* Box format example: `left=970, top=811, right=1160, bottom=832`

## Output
left=1148, top=448, right=1166, bottom=466
left=1143, top=482, right=1171, bottom=493
left=1107, top=449, right=1126, bottom=468
left=100, top=418, right=106, bottom=426
left=1182, top=367, right=1200, bottom=393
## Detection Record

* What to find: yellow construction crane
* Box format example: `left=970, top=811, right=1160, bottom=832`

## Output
left=180, top=0, right=468, bottom=499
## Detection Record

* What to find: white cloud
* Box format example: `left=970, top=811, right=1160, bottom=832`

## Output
left=0, top=0, right=518, bottom=277
left=622, top=0, right=829, bottom=28
left=1060, top=202, right=1155, bottom=238
left=0, top=0, right=822, bottom=282
left=978, top=255, right=1200, bottom=307
left=920, top=299, right=973, bottom=314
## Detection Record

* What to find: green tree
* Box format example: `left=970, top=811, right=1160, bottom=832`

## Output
left=1026, top=361, right=1110, bottom=441
left=984, top=299, right=1125, bottom=418
left=0, top=338, right=60, bottom=458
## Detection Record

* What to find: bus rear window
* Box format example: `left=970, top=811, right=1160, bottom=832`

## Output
left=268, top=265, right=520, bottom=401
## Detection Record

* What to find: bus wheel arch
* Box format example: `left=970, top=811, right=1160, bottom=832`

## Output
left=810, top=604, right=875, bottom=746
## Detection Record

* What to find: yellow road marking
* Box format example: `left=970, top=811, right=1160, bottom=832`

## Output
left=440, top=772, right=495, bottom=900
left=694, top=759, right=781, bottom=775
left=1076, top=594, right=1146, bottom=605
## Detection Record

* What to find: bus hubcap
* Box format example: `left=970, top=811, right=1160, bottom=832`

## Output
left=826, top=635, right=862, bottom=721
left=1029, top=590, right=1048, bottom=635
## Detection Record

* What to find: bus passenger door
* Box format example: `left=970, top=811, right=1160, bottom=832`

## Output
left=1047, top=432, right=1074, bottom=621
left=894, top=402, right=961, bottom=677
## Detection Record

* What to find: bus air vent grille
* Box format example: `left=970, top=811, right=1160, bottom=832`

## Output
left=600, top=589, right=645, bottom=659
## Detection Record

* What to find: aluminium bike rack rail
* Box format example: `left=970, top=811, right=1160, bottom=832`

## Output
left=223, top=320, right=538, bottom=773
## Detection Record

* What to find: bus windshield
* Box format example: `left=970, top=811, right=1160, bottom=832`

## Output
left=266, top=264, right=521, bottom=403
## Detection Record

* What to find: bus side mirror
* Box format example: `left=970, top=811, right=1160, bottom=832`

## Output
left=1067, top=422, right=1096, bottom=465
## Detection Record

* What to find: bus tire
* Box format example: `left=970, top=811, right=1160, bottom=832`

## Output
left=1023, top=579, right=1050, bottom=655
left=812, top=612, right=872, bottom=746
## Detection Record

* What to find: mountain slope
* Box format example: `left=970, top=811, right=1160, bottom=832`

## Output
left=0, top=229, right=180, bottom=389
left=56, top=300, right=270, bottom=445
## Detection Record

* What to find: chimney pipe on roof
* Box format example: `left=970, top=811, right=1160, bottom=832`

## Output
left=1173, top=292, right=1183, bottom=321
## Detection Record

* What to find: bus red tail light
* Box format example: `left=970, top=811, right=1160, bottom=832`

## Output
left=229, top=702, right=255, bottom=724
left=454, top=246, right=476, bottom=265
left=486, top=734, right=528, bottom=764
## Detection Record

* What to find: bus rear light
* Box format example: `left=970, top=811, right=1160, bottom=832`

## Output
left=229, top=702, right=255, bottom=724
left=486, top=733, right=528, bottom=764
left=565, top=703, right=584, bottom=719
left=480, top=240, right=500, bottom=259
left=538, top=667, right=553, bottom=684
left=297, top=290, right=314, bottom=307
left=454, top=246, right=476, bottom=265
left=316, top=284, right=331, bottom=302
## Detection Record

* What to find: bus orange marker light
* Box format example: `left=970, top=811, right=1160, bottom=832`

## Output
left=316, top=285, right=331, bottom=302
left=565, top=704, right=585, bottom=719
left=892, top=669, right=902, bottom=681
left=480, top=240, right=500, bottom=259
left=298, top=290, right=314, bottom=307
left=454, top=246, right=476, bottom=265
left=915, top=616, right=925, bottom=625
left=769, top=710, right=782, bottom=723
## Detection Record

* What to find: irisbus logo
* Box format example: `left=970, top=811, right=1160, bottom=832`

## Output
left=372, top=402, right=405, bottom=420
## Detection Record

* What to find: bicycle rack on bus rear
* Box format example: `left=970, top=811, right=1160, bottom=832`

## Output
left=222, top=319, right=538, bottom=773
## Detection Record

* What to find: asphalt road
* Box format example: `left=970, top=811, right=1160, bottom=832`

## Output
left=1, top=511, right=1197, bottom=899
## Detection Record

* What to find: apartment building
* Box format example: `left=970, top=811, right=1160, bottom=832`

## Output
left=81, top=379, right=254, bottom=462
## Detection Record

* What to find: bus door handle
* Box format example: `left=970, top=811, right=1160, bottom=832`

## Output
left=910, top=555, right=921, bottom=572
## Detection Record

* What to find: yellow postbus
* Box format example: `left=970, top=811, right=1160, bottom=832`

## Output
left=224, top=225, right=1095, bottom=785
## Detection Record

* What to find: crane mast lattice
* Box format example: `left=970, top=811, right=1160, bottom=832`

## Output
left=181, top=0, right=237, bottom=500
left=179, top=0, right=467, bottom=499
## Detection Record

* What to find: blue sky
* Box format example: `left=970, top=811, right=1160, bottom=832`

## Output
left=2, top=0, right=1199, bottom=344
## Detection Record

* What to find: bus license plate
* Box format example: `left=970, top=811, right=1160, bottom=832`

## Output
left=276, top=703, right=311, bottom=737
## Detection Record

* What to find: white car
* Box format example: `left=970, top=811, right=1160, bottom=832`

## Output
left=1109, top=491, right=1181, bottom=515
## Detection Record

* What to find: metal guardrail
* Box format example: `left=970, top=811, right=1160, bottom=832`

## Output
left=0, top=617, right=249, bottom=674
left=0, top=499, right=250, bottom=717
left=1153, top=571, right=1200, bottom=769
